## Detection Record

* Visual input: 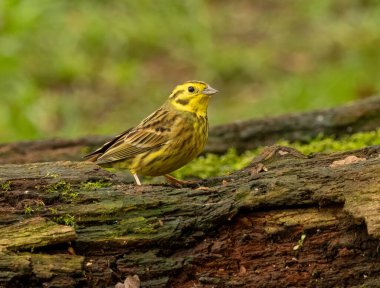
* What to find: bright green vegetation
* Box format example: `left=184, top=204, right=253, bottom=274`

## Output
left=47, top=207, right=76, bottom=227
left=54, top=214, right=76, bottom=227
left=46, top=180, right=78, bottom=202
left=24, top=205, right=34, bottom=216
left=173, top=129, right=380, bottom=179
left=173, top=148, right=257, bottom=179
left=80, top=180, right=112, bottom=191
left=278, top=129, right=380, bottom=155
left=1, top=1, right=380, bottom=142
left=1, top=181, right=11, bottom=191
left=48, top=207, right=58, bottom=215
left=46, top=180, right=71, bottom=193
left=23, top=201, right=45, bottom=216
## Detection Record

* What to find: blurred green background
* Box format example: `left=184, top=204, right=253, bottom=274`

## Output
left=1, top=0, right=380, bottom=143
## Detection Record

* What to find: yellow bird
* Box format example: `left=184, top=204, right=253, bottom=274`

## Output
left=85, top=80, right=218, bottom=185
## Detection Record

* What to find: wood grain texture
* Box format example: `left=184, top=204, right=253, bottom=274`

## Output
left=0, top=146, right=379, bottom=287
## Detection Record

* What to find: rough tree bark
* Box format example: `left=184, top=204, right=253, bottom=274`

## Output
left=0, top=147, right=379, bottom=287
left=0, top=97, right=379, bottom=288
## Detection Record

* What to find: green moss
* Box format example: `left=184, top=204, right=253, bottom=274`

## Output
left=80, top=180, right=112, bottom=190
left=54, top=214, right=76, bottom=227
left=1, top=181, right=11, bottom=191
left=63, top=191, right=78, bottom=201
left=173, top=148, right=258, bottom=179
left=46, top=180, right=78, bottom=202
left=47, top=180, right=71, bottom=193
left=48, top=207, right=76, bottom=227
left=48, top=207, right=58, bottom=215
left=132, top=226, right=157, bottom=234
left=45, top=172, right=59, bottom=178
left=119, top=216, right=157, bottom=235
left=23, top=201, right=45, bottom=216
left=24, top=205, right=34, bottom=216
left=173, top=129, right=380, bottom=179
left=279, top=129, right=380, bottom=155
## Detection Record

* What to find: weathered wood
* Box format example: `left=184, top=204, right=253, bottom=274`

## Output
left=0, top=217, right=76, bottom=252
left=0, top=253, right=84, bottom=287
left=0, top=145, right=379, bottom=287
left=0, top=96, right=379, bottom=165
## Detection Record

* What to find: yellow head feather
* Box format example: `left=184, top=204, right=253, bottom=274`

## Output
left=167, top=81, right=218, bottom=117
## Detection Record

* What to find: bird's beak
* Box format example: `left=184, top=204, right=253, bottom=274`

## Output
left=203, top=85, right=218, bottom=95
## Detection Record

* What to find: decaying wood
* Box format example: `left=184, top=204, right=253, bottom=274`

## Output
left=0, top=96, right=379, bottom=165
left=1, top=145, right=379, bottom=287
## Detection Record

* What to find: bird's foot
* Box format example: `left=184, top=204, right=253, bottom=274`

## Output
left=164, top=174, right=199, bottom=188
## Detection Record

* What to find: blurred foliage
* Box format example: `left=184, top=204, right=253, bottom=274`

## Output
left=1, top=0, right=380, bottom=142
left=278, top=129, right=380, bottom=155
left=173, top=129, right=380, bottom=179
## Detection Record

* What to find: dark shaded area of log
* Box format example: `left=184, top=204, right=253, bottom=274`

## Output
left=1, top=145, right=379, bottom=287
left=0, top=96, right=379, bottom=165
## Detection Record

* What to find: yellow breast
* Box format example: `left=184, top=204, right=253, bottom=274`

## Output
left=130, top=113, right=208, bottom=176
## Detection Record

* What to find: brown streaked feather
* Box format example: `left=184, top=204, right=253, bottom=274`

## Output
left=84, top=128, right=132, bottom=161
left=95, top=129, right=168, bottom=164
left=86, top=107, right=172, bottom=165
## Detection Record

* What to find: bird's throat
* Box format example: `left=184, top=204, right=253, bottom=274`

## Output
left=169, top=96, right=209, bottom=117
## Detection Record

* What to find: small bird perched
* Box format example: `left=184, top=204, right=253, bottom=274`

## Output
left=85, top=80, right=218, bottom=185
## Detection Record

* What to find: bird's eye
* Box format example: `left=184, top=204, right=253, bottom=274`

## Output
left=188, top=86, right=195, bottom=93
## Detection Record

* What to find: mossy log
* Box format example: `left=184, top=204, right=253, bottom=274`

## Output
left=0, top=96, right=379, bottom=165
left=0, top=145, right=379, bottom=287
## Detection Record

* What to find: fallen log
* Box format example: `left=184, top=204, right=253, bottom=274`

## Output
left=1, top=145, right=379, bottom=287
left=0, top=95, right=379, bottom=164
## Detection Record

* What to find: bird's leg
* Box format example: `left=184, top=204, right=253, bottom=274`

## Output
left=164, top=174, right=198, bottom=187
left=133, top=173, right=142, bottom=186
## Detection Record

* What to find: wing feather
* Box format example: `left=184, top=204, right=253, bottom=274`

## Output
left=84, top=128, right=132, bottom=160
left=88, top=107, right=172, bottom=165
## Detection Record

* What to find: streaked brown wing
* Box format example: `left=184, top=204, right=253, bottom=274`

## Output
left=84, top=128, right=132, bottom=160
left=91, top=107, right=172, bottom=164
left=95, top=129, right=168, bottom=164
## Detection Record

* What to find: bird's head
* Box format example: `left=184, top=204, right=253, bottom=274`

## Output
left=167, top=80, right=218, bottom=117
